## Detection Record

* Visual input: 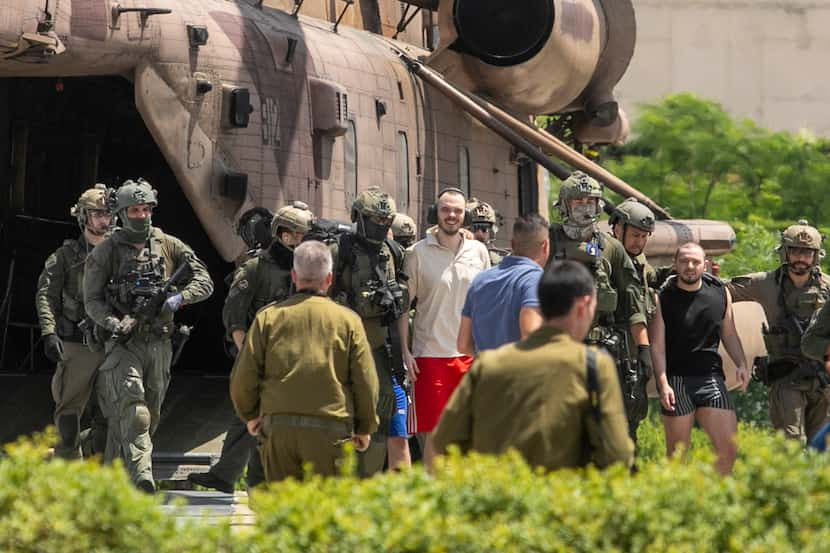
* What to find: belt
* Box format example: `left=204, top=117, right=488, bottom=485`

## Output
left=266, top=414, right=352, bottom=434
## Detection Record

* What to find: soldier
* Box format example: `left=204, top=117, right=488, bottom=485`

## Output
left=230, top=241, right=379, bottom=482
left=607, top=198, right=660, bottom=439
left=548, top=171, right=652, bottom=443
left=36, top=185, right=113, bottom=459
left=391, top=213, right=417, bottom=249
left=729, top=220, right=830, bottom=442
left=83, top=179, right=214, bottom=492
left=432, top=260, right=634, bottom=472
left=188, top=201, right=313, bottom=493
left=331, top=187, right=408, bottom=476
left=466, top=197, right=509, bottom=266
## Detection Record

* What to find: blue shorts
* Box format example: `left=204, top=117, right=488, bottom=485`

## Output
left=389, top=378, right=409, bottom=438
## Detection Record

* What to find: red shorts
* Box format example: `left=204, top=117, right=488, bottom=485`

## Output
left=412, top=356, right=473, bottom=433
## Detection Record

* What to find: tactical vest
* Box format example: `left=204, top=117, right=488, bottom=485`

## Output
left=633, top=255, right=657, bottom=323
left=55, top=238, right=88, bottom=337
left=550, top=224, right=618, bottom=319
left=243, top=249, right=293, bottom=325
left=763, top=268, right=830, bottom=363
left=335, top=234, right=407, bottom=324
left=105, top=231, right=176, bottom=327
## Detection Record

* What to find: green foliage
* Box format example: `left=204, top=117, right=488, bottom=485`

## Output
left=5, top=422, right=830, bottom=552
left=0, top=429, right=236, bottom=553
left=245, top=420, right=830, bottom=553
left=716, top=221, right=780, bottom=278
left=602, top=93, right=830, bottom=226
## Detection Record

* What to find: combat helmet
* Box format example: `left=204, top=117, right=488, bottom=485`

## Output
left=109, top=178, right=158, bottom=213
left=351, top=187, right=396, bottom=244
left=608, top=198, right=655, bottom=233
left=778, top=220, right=825, bottom=266
left=237, top=207, right=274, bottom=251
left=70, top=184, right=111, bottom=230
left=391, top=213, right=417, bottom=247
left=555, top=171, right=604, bottom=224
left=466, top=198, right=498, bottom=226
left=271, top=201, right=314, bottom=237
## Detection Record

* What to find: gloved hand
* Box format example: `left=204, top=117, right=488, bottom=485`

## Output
left=637, top=345, right=654, bottom=380
left=43, top=333, right=65, bottom=364
left=114, top=315, right=137, bottom=338
left=162, top=293, right=184, bottom=313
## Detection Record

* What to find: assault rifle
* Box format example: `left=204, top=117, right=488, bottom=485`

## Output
left=113, top=261, right=190, bottom=342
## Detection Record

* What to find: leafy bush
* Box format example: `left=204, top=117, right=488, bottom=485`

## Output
left=246, top=421, right=830, bottom=553
left=6, top=423, right=830, bottom=552
left=0, top=430, right=236, bottom=553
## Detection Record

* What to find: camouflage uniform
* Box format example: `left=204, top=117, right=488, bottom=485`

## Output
left=607, top=198, right=659, bottom=438
left=84, top=180, right=213, bottom=491
left=548, top=173, right=649, bottom=441
left=191, top=201, right=312, bottom=491
left=35, top=185, right=110, bottom=459
left=729, top=221, right=830, bottom=442
left=466, top=197, right=509, bottom=266
left=331, top=188, right=408, bottom=476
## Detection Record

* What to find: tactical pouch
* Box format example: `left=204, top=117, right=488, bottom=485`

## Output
left=595, top=287, right=618, bottom=314
left=61, top=292, right=84, bottom=322
left=353, top=288, right=383, bottom=319
left=56, top=315, right=82, bottom=341
left=762, top=332, right=790, bottom=359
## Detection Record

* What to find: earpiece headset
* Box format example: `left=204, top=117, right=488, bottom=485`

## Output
left=426, top=187, right=472, bottom=226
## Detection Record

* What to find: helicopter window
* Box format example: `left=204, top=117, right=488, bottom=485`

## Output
left=396, top=131, right=410, bottom=210
left=458, top=145, right=470, bottom=197
left=344, top=120, right=357, bottom=209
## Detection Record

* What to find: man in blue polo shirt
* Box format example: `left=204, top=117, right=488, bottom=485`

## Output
left=457, top=213, right=550, bottom=354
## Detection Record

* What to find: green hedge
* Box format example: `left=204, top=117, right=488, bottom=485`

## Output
left=0, top=430, right=235, bottom=553
left=3, top=423, right=830, bottom=552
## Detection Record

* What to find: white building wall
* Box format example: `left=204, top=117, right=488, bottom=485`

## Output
left=618, top=0, right=830, bottom=135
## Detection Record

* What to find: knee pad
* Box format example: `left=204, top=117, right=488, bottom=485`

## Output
left=57, top=414, right=80, bottom=448
left=126, top=403, right=152, bottom=436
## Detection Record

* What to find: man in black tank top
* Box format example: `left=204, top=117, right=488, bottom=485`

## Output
left=651, top=243, right=749, bottom=475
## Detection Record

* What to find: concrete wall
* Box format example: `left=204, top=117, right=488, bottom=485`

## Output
left=618, top=0, right=830, bottom=135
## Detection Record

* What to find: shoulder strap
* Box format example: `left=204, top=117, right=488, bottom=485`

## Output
left=549, top=224, right=567, bottom=261
left=586, top=347, right=601, bottom=423
left=385, top=238, right=404, bottom=275
left=332, top=233, right=355, bottom=298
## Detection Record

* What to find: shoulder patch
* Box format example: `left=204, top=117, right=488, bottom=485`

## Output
left=237, top=279, right=249, bottom=291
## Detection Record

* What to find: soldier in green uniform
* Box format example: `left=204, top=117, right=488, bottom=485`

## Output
left=189, top=201, right=313, bottom=493
left=83, top=179, right=214, bottom=492
left=432, top=260, right=634, bottom=471
left=608, top=198, right=659, bottom=438
left=230, top=240, right=379, bottom=482
left=466, top=197, right=509, bottom=266
left=391, top=213, right=417, bottom=249
left=36, top=185, right=113, bottom=459
left=548, top=172, right=652, bottom=442
left=728, top=220, right=830, bottom=442
left=331, top=187, right=408, bottom=476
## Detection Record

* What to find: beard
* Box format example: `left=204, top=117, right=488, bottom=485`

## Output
left=86, top=223, right=108, bottom=236
left=679, top=273, right=701, bottom=285
left=788, top=262, right=811, bottom=276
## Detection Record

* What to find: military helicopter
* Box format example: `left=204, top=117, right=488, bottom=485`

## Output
left=0, top=0, right=759, bottom=475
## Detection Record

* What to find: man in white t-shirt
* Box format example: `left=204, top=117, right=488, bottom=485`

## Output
left=397, top=187, right=490, bottom=466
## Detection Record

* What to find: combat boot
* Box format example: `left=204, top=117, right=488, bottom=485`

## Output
left=135, top=479, right=156, bottom=494
left=188, top=471, right=234, bottom=493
